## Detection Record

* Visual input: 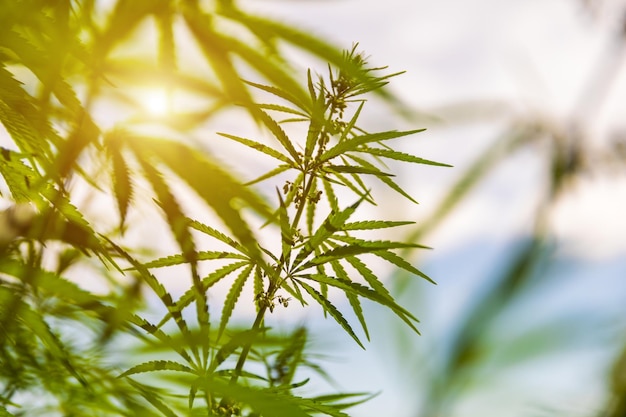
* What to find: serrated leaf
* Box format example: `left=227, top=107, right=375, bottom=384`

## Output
left=299, top=240, right=424, bottom=271
left=107, top=143, right=133, bottom=230
left=345, top=153, right=419, bottom=204
left=345, top=256, right=392, bottom=300
left=320, top=129, right=425, bottom=162
left=320, top=171, right=374, bottom=204
left=297, top=280, right=364, bottom=349
left=330, top=260, right=369, bottom=341
left=255, top=109, right=301, bottom=163
left=139, top=157, right=196, bottom=263
left=361, top=146, right=451, bottom=167
left=253, top=266, right=265, bottom=312
left=0, top=147, right=37, bottom=202
left=301, top=274, right=420, bottom=335
left=324, top=164, right=393, bottom=176
left=158, top=261, right=250, bottom=328
left=258, top=103, right=308, bottom=117
left=217, top=264, right=253, bottom=341
left=140, top=251, right=249, bottom=269
left=245, top=163, right=292, bottom=186
left=342, top=220, right=414, bottom=231
left=374, top=249, right=435, bottom=284
left=188, top=219, right=249, bottom=255
left=277, top=189, right=294, bottom=264
left=217, top=132, right=294, bottom=164
left=321, top=176, right=339, bottom=213
left=109, top=241, right=196, bottom=352
left=338, top=101, right=365, bottom=142
left=243, top=79, right=308, bottom=113
left=119, top=360, right=195, bottom=378
left=291, top=198, right=363, bottom=270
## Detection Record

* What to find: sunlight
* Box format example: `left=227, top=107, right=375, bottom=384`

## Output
left=140, top=88, right=171, bottom=117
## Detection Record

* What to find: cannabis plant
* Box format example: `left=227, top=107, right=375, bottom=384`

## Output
left=0, top=1, right=446, bottom=416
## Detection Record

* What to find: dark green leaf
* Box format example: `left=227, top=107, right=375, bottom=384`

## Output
left=297, top=280, right=364, bottom=349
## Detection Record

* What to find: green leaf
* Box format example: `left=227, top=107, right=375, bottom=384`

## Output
left=244, top=79, right=308, bottom=112
left=255, top=109, right=301, bottom=163
left=138, top=156, right=196, bottom=263
left=299, top=240, right=425, bottom=271
left=258, top=103, right=308, bottom=117
left=361, top=146, right=451, bottom=167
left=277, top=189, right=294, bottom=264
left=109, top=242, right=196, bottom=351
left=291, top=198, right=363, bottom=270
left=188, top=219, right=249, bottom=255
left=320, top=170, right=374, bottom=204
left=345, top=153, right=419, bottom=204
left=141, top=251, right=249, bottom=269
left=119, top=360, right=196, bottom=378
left=3, top=290, right=87, bottom=386
left=217, top=132, right=294, bottom=164
left=245, top=163, right=292, bottom=186
left=0, top=147, right=37, bottom=202
left=323, top=164, right=393, bottom=177
left=195, top=377, right=312, bottom=417
left=330, top=260, right=369, bottom=341
left=107, top=142, right=133, bottom=230
left=338, top=101, right=365, bottom=142
left=342, top=220, right=415, bottom=231
left=345, top=256, right=392, bottom=301
left=320, top=129, right=425, bottom=162
left=159, top=261, right=250, bottom=328
left=297, top=280, right=364, bottom=349
left=374, top=249, right=435, bottom=284
left=274, top=327, right=307, bottom=386
left=98, top=0, right=159, bottom=53
left=127, top=314, right=194, bottom=365
left=217, top=264, right=254, bottom=341
left=126, top=378, right=179, bottom=417
left=301, top=274, right=420, bottom=335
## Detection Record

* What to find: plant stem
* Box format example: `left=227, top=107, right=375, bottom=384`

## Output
left=229, top=304, right=267, bottom=384
left=229, top=172, right=315, bottom=384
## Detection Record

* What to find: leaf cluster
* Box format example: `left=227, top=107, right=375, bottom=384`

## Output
left=0, top=1, right=447, bottom=416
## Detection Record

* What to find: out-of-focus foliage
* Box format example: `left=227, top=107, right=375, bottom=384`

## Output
left=0, top=1, right=445, bottom=416
left=379, top=1, right=626, bottom=416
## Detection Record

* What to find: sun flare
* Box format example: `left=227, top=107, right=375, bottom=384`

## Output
left=141, top=88, right=171, bottom=117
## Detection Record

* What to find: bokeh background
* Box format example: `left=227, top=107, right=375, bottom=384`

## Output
left=236, top=1, right=626, bottom=416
